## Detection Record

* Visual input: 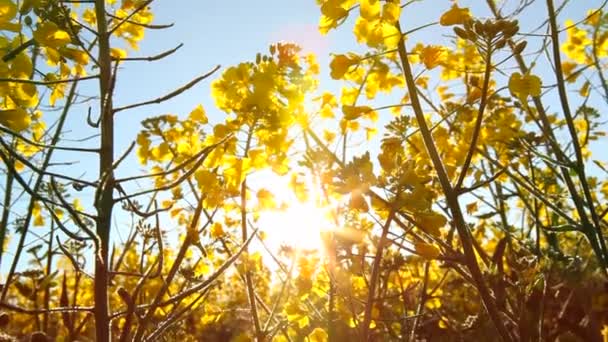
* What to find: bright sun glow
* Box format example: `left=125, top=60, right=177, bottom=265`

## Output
left=254, top=172, right=333, bottom=251
left=260, top=201, right=329, bottom=250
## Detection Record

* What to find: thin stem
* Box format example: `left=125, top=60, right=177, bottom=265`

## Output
left=93, top=0, right=115, bottom=340
left=361, top=210, right=396, bottom=341
left=408, top=262, right=429, bottom=341
left=0, top=162, right=14, bottom=268
left=241, top=127, right=264, bottom=342
left=454, top=45, right=493, bottom=190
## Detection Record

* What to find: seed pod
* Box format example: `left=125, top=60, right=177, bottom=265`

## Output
left=464, top=19, right=474, bottom=31
left=496, top=19, right=509, bottom=30
left=483, top=19, right=494, bottom=35
left=474, top=20, right=484, bottom=36
left=514, top=41, right=527, bottom=54
left=495, top=38, right=507, bottom=49
left=504, top=24, right=519, bottom=38
left=454, top=26, right=469, bottom=40
left=487, top=21, right=499, bottom=37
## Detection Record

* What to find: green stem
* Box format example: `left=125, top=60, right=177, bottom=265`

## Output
left=241, top=127, right=263, bottom=342
left=361, top=210, right=395, bottom=341
left=93, top=0, right=115, bottom=340
left=454, top=45, right=493, bottom=190
left=0, top=164, right=14, bottom=268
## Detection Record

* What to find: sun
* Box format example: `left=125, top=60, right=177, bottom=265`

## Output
left=253, top=172, right=333, bottom=251
left=259, top=200, right=330, bottom=250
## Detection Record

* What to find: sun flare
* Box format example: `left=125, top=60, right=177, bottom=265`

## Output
left=260, top=201, right=330, bottom=250
left=254, top=172, right=333, bottom=251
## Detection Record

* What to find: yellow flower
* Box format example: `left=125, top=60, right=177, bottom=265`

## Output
left=508, top=72, right=541, bottom=107
left=82, top=8, right=96, bottom=26
left=420, top=45, right=446, bottom=69
left=188, top=104, right=208, bottom=124
left=308, top=328, right=328, bottom=342
left=110, top=47, right=127, bottom=60
left=0, top=21, right=20, bottom=32
left=34, top=22, right=71, bottom=49
left=561, top=61, right=580, bottom=82
left=342, top=105, right=372, bottom=120
left=323, top=129, right=336, bottom=142
left=382, top=1, right=401, bottom=23
left=329, top=54, right=358, bottom=79
left=561, top=19, right=591, bottom=63
left=440, top=4, right=471, bottom=26
left=256, top=189, right=276, bottom=210
left=359, top=0, right=380, bottom=21
left=210, top=222, right=224, bottom=239
left=414, top=242, right=441, bottom=259
left=354, top=16, right=400, bottom=48
left=61, top=47, right=90, bottom=65
left=32, top=201, right=44, bottom=227
left=585, top=9, right=602, bottom=26
left=0, top=0, right=17, bottom=23
left=0, top=107, right=30, bottom=132
left=415, top=212, right=447, bottom=236
left=318, top=0, right=353, bottom=34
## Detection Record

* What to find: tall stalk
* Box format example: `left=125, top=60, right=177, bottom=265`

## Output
left=93, top=0, right=115, bottom=340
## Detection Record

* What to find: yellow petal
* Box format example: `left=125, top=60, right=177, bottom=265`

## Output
left=382, top=22, right=401, bottom=49
left=360, top=0, right=380, bottom=21
left=509, top=72, right=542, bottom=105
left=189, top=104, right=208, bottom=124
left=342, top=105, right=372, bottom=121
left=210, top=222, right=224, bottom=239
left=0, top=107, right=30, bottom=132
left=256, top=189, right=276, bottom=210
left=414, top=242, right=441, bottom=259
left=0, top=0, right=17, bottom=23
left=382, top=2, right=401, bottom=23
left=308, top=328, right=328, bottom=342
left=440, top=4, right=471, bottom=26
left=330, top=54, right=358, bottom=79
left=34, top=22, right=71, bottom=49
left=421, top=45, right=446, bottom=69
left=110, top=47, right=127, bottom=60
